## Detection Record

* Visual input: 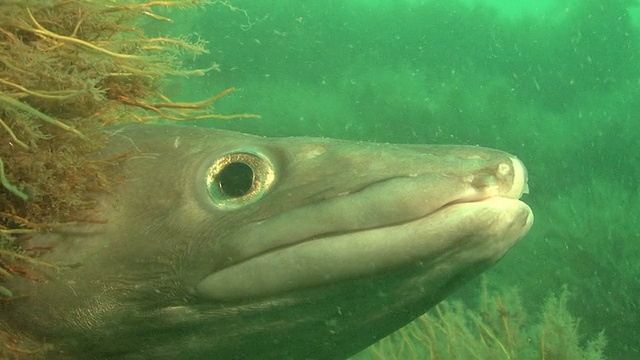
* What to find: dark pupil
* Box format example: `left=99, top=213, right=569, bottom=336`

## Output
left=218, top=162, right=254, bottom=198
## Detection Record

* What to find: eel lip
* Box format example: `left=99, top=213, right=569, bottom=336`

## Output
left=509, top=156, right=528, bottom=198
left=195, top=157, right=533, bottom=301
left=195, top=199, right=532, bottom=302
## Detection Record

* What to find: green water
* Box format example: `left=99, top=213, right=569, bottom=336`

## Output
left=162, top=1, right=640, bottom=358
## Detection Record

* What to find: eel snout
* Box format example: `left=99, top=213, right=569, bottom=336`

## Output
left=195, top=154, right=533, bottom=301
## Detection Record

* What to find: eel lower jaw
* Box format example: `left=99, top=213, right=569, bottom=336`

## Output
left=195, top=195, right=533, bottom=302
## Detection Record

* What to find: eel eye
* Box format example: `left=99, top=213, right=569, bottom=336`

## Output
left=205, top=151, right=275, bottom=209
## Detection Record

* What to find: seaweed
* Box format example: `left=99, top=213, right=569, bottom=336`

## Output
left=539, top=178, right=640, bottom=359
left=351, top=281, right=606, bottom=360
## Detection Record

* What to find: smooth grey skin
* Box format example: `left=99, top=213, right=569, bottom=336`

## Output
left=4, top=124, right=533, bottom=360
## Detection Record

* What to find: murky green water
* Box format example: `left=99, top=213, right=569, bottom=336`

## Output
left=163, top=1, right=640, bottom=358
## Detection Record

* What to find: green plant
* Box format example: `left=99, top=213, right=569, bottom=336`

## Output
left=351, top=281, right=606, bottom=360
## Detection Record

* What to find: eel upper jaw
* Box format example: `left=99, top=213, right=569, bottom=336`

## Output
left=195, top=157, right=532, bottom=301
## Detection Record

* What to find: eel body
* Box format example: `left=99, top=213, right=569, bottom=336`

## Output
left=4, top=124, right=533, bottom=359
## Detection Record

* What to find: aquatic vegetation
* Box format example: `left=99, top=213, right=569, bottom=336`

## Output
left=534, top=178, right=640, bottom=358
left=351, top=282, right=606, bottom=360
left=0, top=326, right=49, bottom=359
left=0, top=0, right=206, bottom=229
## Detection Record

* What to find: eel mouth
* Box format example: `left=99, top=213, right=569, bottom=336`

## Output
left=196, top=157, right=533, bottom=301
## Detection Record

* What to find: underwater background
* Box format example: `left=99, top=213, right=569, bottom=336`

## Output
left=156, top=1, right=639, bottom=359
